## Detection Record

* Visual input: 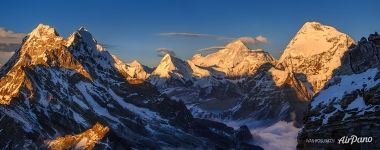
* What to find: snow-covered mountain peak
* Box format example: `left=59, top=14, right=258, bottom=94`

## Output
left=190, top=41, right=275, bottom=77
left=225, top=39, right=249, bottom=51
left=156, top=54, right=180, bottom=71
left=28, top=24, right=59, bottom=39
left=279, top=22, right=355, bottom=92
left=152, top=54, right=192, bottom=79
left=129, top=60, right=145, bottom=69
left=67, top=27, right=105, bottom=52
left=301, top=21, right=326, bottom=31
left=124, top=59, right=150, bottom=81
left=78, top=26, right=88, bottom=32
left=280, top=22, right=354, bottom=59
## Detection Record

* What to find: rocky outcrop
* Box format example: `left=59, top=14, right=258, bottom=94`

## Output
left=46, top=123, right=109, bottom=150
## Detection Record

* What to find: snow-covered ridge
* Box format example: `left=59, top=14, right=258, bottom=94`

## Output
left=312, top=68, right=379, bottom=109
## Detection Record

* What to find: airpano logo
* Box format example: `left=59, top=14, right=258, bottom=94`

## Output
left=305, top=135, right=373, bottom=145
left=338, top=135, right=373, bottom=145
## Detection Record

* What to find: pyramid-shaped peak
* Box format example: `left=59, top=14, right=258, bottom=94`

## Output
left=226, top=39, right=247, bottom=48
left=130, top=60, right=143, bottom=66
left=225, top=39, right=248, bottom=50
left=66, top=26, right=104, bottom=51
left=159, top=53, right=186, bottom=67
left=76, top=27, right=96, bottom=42
left=78, top=26, right=88, bottom=32
left=162, top=53, right=172, bottom=59
left=29, top=24, right=59, bottom=38
left=160, top=54, right=175, bottom=65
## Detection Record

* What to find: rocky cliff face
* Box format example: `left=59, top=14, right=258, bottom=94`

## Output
left=0, top=24, right=262, bottom=149
left=298, top=32, right=380, bottom=149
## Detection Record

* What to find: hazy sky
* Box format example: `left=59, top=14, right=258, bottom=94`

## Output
left=0, top=0, right=379, bottom=67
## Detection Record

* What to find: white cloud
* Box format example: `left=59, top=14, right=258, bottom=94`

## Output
left=236, top=35, right=268, bottom=44
left=250, top=121, right=300, bottom=150
left=158, top=32, right=269, bottom=45
left=0, top=27, right=25, bottom=65
left=0, top=27, right=26, bottom=44
left=197, top=46, right=225, bottom=52
left=0, top=52, right=14, bottom=65
left=155, top=48, right=176, bottom=57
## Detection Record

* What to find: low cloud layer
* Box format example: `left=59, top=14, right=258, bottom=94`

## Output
left=0, top=27, right=26, bottom=64
left=155, top=48, right=176, bottom=57
left=0, top=43, right=21, bottom=52
left=0, top=27, right=26, bottom=44
left=0, top=52, right=14, bottom=65
left=250, top=121, right=300, bottom=150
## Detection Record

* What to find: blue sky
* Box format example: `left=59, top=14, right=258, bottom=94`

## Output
left=0, top=0, right=379, bottom=66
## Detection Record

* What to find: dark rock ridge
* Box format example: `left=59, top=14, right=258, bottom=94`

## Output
left=298, top=32, right=380, bottom=149
left=0, top=24, right=262, bottom=149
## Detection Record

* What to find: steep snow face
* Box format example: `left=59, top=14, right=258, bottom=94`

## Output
left=66, top=27, right=113, bottom=70
left=66, top=27, right=135, bottom=84
left=186, top=60, right=211, bottom=78
left=279, top=22, right=355, bottom=92
left=190, top=40, right=275, bottom=77
left=69, top=28, right=150, bottom=84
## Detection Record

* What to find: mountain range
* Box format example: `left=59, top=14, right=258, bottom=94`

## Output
left=0, top=24, right=262, bottom=149
left=0, top=21, right=379, bottom=149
